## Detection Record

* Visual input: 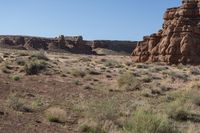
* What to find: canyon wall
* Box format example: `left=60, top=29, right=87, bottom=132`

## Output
left=0, top=35, right=136, bottom=55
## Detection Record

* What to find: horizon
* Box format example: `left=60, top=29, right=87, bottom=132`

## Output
left=0, top=0, right=181, bottom=41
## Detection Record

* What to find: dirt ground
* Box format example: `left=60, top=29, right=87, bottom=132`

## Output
left=1, top=48, right=200, bottom=133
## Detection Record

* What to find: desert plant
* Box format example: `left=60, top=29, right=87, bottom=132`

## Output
left=45, top=107, right=67, bottom=123
left=8, top=94, right=32, bottom=112
left=136, top=64, right=148, bottom=69
left=123, top=108, right=179, bottom=133
left=85, top=98, right=119, bottom=122
left=167, top=96, right=189, bottom=121
left=25, top=60, right=47, bottom=75
left=190, top=67, right=200, bottom=75
left=104, top=59, right=122, bottom=68
left=18, top=52, right=29, bottom=56
left=12, top=75, right=20, bottom=81
left=80, top=125, right=106, bottom=133
left=79, top=57, right=92, bottom=62
left=31, top=50, right=49, bottom=61
left=118, top=72, right=141, bottom=91
left=70, top=69, right=86, bottom=77
left=142, top=76, right=152, bottom=83
left=16, top=57, right=26, bottom=66
left=188, top=87, right=200, bottom=106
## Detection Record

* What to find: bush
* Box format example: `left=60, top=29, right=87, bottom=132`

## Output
left=142, top=76, right=152, bottom=83
left=123, top=108, right=179, bottom=133
left=70, top=69, right=86, bottom=77
left=45, top=107, right=67, bottom=123
left=190, top=67, right=200, bottom=75
left=8, top=95, right=32, bottom=112
left=12, top=75, right=20, bottom=81
left=118, top=72, right=141, bottom=91
left=136, top=64, right=148, bottom=69
left=16, top=57, right=26, bottom=66
left=80, top=125, right=106, bottom=133
left=167, top=97, right=189, bottom=121
left=188, top=87, right=200, bottom=106
left=79, top=57, right=91, bottom=62
left=18, top=52, right=29, bottom=56
left=104, top=59, right=122, bottom=68
left=85, top=98, right=119, bottom=122
left=25, top=60, right=47, bottom=75
left=31, top=50, right=49, bottom=61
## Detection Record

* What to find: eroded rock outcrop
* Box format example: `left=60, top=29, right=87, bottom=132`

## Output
left=93, top=40, right=137, bottom=54
left=132, top=0, right=200, bottom=64
left=0, top=35, right=137, bottom=55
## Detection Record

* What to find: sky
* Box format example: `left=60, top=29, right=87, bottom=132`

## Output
left=0, top=0, right=181, bottom=41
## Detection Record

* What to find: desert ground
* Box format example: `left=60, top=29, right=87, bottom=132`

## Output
left=1, top=48, right=200, bottom=133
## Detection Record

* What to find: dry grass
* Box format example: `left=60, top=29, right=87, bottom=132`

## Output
left=45, top=107, right=67, bottom=123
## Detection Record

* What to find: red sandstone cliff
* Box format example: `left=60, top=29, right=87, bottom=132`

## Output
left=132, top=0, right=200, bottom=64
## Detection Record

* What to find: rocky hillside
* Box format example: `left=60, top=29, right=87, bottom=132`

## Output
left=132, top=0, right=200, bottom=64
left=0, top=35, right=137, bottom=55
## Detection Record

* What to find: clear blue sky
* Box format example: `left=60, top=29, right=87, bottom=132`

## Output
left=0, top=0, right=180, bottom=41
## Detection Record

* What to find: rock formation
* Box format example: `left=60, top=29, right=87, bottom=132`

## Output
left=0, top=35, right=137, bottom=55
left=132, top=0, right=200, bottom=64
left=93, top=40, right=137, bottom=54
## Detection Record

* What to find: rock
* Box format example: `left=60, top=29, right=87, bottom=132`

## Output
left=132, top=0, right=200, bottom=64
left=93, top=40, right=137, bottom=54
left=24, top=38, right=49, bottom=50
left=0, top=35, right=137, bottom=55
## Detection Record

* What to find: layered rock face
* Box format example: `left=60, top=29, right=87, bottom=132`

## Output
left=0, top=35, right=137, bottom=55
left=0, top=35, right=93, bottom=54
left=92, top=40, right=137, bottom=54
left=132, top=0, right=200, bottom=64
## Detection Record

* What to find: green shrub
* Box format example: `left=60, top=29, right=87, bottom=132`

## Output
left=123, top=108, right=179, bottom=133
left=104, top=59, right=122, bottom=68
left=18, top=52, right=29, bottom=56
left=8, top=95, right=32, bottom=112
left=80, top=125, right=106, bottom=133
left=188, top=88, right=200, bottom=106
left=12, top=75, right=20, bottom=81
left=118, top=72, right=141, bottom=91
left=70, top=69, right=86, bottom=77
left=142, top=76, right=152, bottom=83
left=25, top=60, right=47, bottom=75
left=136, top=64, right=148, bottom=69
left=79, top=57, right=92, bottom=62
left=85, top=98, right=119, bottom=122
left=31, top=50, right=49, bottom=61
left=16, top=57, right=26, bottom=66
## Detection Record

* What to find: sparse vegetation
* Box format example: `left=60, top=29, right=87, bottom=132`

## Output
left=31, top=50, right=49, bottom=61
left=12, top=75, right=20, bottom=81
left=118, top=72, right=141, bottom=91
left=70, top=68, right=86, bottom=77
left=80, top=125, right=106, bottom=133
left=16, top=57, right=26, bottom=66
left=45, top=107, right=67, bottom=123
left=104, top=59, right=122, bottom=68
left=8, top=94, right=32, bottom=112
left=1, top=48, right=200, bottom=132
left=25, top=60, right=47, bottom=75
left=123, top=108, right=179, bottom=133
